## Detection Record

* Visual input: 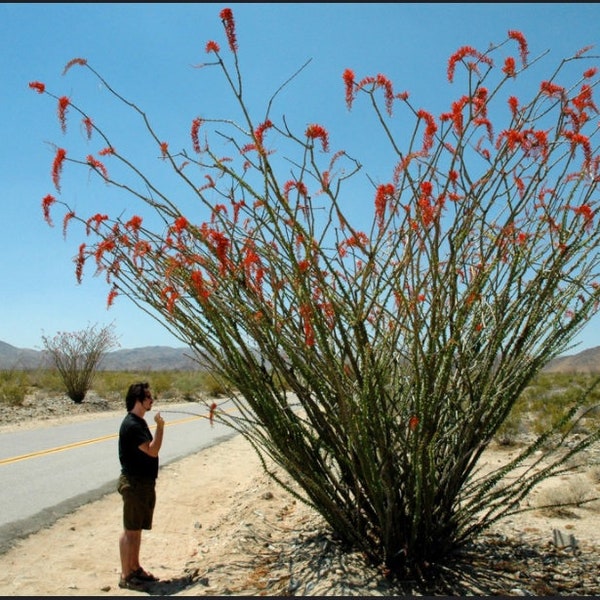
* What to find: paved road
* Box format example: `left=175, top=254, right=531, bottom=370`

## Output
left=0, top=403, right=238, bottom=554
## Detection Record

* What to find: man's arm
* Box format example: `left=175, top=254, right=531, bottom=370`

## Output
left=138, top=412, right=165, bottom=457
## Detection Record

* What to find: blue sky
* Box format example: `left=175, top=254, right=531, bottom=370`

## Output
left=1, top=2, right=599, bottom=352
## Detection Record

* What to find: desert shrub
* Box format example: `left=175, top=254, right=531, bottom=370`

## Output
left=31, top=8, right=600, bottom=580
left=26, top=368, right=64, bottom=392
left=41, top=323, right=119, bottom=403
left=498, top=373, right=600, bottom=443
left=536, top=476, right=595, bottom=517
left=494, top=403, right=527, bottom=446
left=88, top=369, right=229, bottom=403
left=588, top=464, right=600, bottom=484
left=0, top=370, right=28, bottom=406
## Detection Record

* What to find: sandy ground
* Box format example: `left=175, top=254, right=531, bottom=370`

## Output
left=0, top=410, right=599, bottom=596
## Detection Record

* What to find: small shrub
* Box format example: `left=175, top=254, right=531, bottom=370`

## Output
left=587, top=464, right=600, bottom=485
left=42, top=322, right=119, bottom=403
left=536, top=476, right=595, bottom=517
left=0, top=370, right=28, bottom=406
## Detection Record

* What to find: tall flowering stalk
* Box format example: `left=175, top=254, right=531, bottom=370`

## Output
left=31, top=8, right=600, bottom=579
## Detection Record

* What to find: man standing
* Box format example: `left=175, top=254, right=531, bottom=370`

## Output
left=117, top=382, right=165, bottom=590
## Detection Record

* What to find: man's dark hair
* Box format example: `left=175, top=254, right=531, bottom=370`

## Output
left=125, top=381, right=150, bottom=412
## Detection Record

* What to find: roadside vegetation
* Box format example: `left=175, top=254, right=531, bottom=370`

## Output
left=0, top=367, right=229, bottom=406
left=1, top=368, right=598, bottom=443
left=495, top=372, right=600, bottom=446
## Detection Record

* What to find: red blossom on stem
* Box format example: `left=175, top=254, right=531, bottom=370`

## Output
left=338, top=232, right=369, bottom=257
left=540, top=81, right=565, bottom=99
left=125, top=215, right=143, bottom=232
left=206, top=228, right=231, bottom=273
left=417, top=109, right=437, bottom=154
left=209, top=402, right=217, bottom=427
left=376, top=74, right=395, bottom=115
left=575, top=45, right=594, bottom=58
left=343, top=68, right=355, bottom=110
left=191, top=117, right=203, bottom=153
left=86, top=155, right=108, bottom=179
left=508, top=96, right=519, bottom=119
left=171, top=216, right=189, bottom=234
left=62, top=211, right=75, bottom=238
left=62, top=57, right=87, bottom=75
left=375, top=183, right=395, bottom=229
left=299, top=304, right=315, bottom=347
left=132, top=241, right=152, bottom=267
left=418, top=181, right=436, bottom=226
left=205, top=40, right=220, bottom=53
left=86, top=213, right=109, bottom=235
left=199, top=174, right=216, bottom=192
left=440, top=96, right=469, bottom=136
left=57, top=96, right=70, bottom=133
left=42, top=194, right=56, bottom=226
left=447, top=46, right=493, bottom=83
left=474, top=116, right=493, bottom=141
left=305, top=124, right=330, bottom=152
left=254, top=119, right=273, bottom=144
left=191, top=270, right=211, bottom=302
left=564, top=131, right=592, bottom=165
left=52, top=148, right=67, bottom=191
left=82, top=116, right=93, bottom=140
left=28, top=81, right=45, bottom=94
left=231, top=199, right=245, bottom=224
left=502, top=57, right=516, bottom=78
left=107, top=286, right=118, bottom=308
left=283, top=180, right=309, bottom=200
left=75, top=243, right=86, bottom=283
left=160, top=141, right=169, bottom=158
left=355, top=73, right=396, bottom=115
left=94, top=238, right=115, bottom=266
left=161, top=285, right=180, bottom=313
left=495, top=128, right=550, bottom=162
left=508, top=30, right=528, bottom=66
left=219, top=8, right=238, bottom=53
left=571, top=84, right=598, bottom=115
left=571, top=204, right=594, bottom=229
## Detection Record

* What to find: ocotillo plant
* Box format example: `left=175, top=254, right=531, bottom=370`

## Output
left=41, top=322, right=119, bottom=403
left=31, top=7, right=599, bottom=577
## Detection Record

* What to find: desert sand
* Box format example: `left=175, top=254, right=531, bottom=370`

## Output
left=0, top=404, right=599, bottom=596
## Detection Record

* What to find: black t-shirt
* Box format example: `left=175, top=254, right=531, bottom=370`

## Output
left=118, top=412, right=159, bottom=480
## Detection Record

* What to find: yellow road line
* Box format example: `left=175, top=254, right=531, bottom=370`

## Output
left=0, top=415, right=200, bottom=467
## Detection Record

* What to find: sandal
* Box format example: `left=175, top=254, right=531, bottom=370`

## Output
left=118, top=573, right=148, bottom=591
left=133, top=567, right=159, bottom=582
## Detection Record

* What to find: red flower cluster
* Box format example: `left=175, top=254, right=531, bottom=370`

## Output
left=57, top=96, right=70, bottom=133
left=305, top=124, right=329, bottom=152
left=28, top=81, right=45, bottom=94
left=62, top=57, right=87, bottom=75
left=219, top=8, right=237, bottom=53
left=447, top=45, right=493, bottom=83
left=52, top=148, right=67, bottom=191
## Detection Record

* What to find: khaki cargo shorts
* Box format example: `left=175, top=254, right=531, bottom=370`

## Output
left=117, top=473, right=156, bottom=531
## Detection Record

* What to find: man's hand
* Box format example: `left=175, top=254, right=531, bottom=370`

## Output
left=154, top=412, right=165, bottom=427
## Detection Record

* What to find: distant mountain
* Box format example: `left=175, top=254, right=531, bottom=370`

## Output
left=543, top=345, right=600, bottom=374
left=0, top=341, right=203, bottom=371
left=0, top=340, right=598, bottom=373
left=0, top=341, right=47, bottom=370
